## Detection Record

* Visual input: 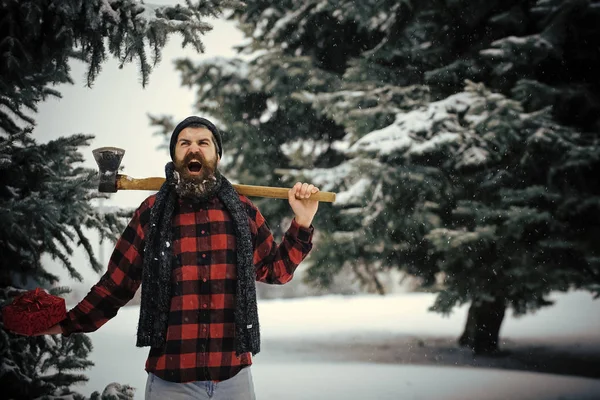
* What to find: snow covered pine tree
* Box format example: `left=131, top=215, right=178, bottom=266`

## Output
left=0, top=1, right=241, bottom=398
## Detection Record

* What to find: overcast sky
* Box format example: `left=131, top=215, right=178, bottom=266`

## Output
left=36, top=11, right=245, bottom=288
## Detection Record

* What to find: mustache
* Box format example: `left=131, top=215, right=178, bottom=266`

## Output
left=184, top=152, right=206, bottom=164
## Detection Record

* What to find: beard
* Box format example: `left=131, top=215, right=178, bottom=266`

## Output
left=173, top=152, right=222, bottom=202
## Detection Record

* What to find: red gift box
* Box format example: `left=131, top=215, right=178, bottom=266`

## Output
left=2, top=288, right=67, bottom=336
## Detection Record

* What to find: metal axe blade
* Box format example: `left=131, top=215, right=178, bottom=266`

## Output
left=92, top=147, right=125, bottom=193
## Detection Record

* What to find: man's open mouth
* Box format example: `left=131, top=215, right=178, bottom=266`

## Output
left=187, top=160, right=202, bottom=173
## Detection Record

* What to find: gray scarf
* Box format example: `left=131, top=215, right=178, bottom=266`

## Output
left=135, top=162, right=260, bottom=356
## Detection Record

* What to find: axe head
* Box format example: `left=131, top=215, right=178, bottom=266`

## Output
left=92, top=147, right=125, bottom=193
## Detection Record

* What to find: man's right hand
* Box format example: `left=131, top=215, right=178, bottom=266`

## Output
left=34, top=323, right=63, bottom=336
left=16, top=323, right=64, bottom=336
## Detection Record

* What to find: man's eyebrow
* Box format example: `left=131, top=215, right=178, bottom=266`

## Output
left=178, top=137, right=210, bottom=143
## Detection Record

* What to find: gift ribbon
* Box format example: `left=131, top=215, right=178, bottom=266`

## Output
left=13, top=288, right=55, bottom=312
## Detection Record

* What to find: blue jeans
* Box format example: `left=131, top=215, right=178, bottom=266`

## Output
left=145, top=367, right=256, bottom=400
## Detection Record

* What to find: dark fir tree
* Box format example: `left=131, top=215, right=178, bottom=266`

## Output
left=0, top=1, right=241, bottom=398
left=155, top=0, right=600, bottom=354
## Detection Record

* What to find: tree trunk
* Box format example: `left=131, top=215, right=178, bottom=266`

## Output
left=458, top=297, right=506, bottom=354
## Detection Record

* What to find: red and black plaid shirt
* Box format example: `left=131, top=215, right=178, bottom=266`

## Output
left=60, top=194, right=313, bottom=383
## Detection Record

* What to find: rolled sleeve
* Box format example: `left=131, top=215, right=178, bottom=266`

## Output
left=288, top=218, right=314, bottom=244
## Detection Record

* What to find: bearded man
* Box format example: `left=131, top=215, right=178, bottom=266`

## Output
left=34, top=116, right=320, bottom=399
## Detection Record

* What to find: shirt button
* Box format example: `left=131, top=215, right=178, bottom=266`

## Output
left=202, top=254, right=206, bottom=258
left=203, top=304, right=207, bottom=308
left=203, top=278, right=207, bottom=282
left=201, top=230, right=205, bottom=234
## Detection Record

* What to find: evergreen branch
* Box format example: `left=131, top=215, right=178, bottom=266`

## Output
left=74, top=225, right=103, bottom=273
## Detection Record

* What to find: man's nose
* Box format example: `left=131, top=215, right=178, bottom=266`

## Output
left=188, top=143, right=201, bottom=153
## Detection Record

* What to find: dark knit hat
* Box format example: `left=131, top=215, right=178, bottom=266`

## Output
left=169, top=116, right=223, bottom=160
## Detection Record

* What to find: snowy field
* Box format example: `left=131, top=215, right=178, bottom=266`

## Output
left=73, top=291, right=600, bottom=400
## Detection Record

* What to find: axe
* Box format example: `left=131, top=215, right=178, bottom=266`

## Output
left=92, top=147, right=336, bottom=202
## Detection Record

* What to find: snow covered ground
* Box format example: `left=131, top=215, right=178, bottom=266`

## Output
left=73, top=291, right=600, bottom=399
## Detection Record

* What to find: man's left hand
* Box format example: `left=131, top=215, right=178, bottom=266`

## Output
left=288, top=182, right=320, bottom=228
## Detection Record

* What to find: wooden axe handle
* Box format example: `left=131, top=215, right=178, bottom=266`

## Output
left=116, top=175, right=336, bottom=203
